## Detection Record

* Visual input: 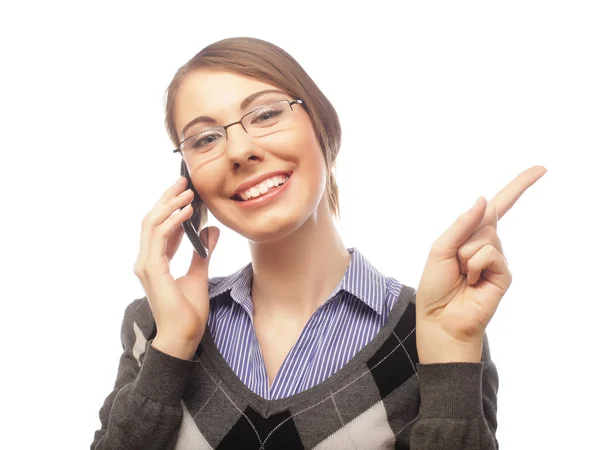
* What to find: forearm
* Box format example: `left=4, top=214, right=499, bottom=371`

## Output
left=410, top=331, right=499, bottom=449
left=410, top=362, right=498, bottom=449
left=92, top=342, right=197, bottom=449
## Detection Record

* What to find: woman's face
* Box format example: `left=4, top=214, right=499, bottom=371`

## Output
left=173, top=70, right=328, bottom=243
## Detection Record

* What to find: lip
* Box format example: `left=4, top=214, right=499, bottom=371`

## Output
left=232, top=171, right=292, bottom=197
left=232, top=173, right=292, bottom=209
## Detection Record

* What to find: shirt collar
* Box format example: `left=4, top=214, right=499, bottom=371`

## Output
left=340, top=248, right=387, bottom=315
left=209, top=248, right=387, bottom=315
left=210, top=262, right=253, bottom=303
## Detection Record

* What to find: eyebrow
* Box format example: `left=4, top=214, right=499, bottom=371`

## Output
left=180, top=89, right=287, bottom=138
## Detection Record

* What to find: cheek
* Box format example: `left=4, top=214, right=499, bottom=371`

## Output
left=281, top=116, right=321, bottom=158
left=299, top=134, right=328, bottom=192
left=262, top=126, right=327, bottom=197
left=189, top=165, right=226, bottom=208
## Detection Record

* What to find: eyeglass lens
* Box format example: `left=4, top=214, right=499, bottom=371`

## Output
left=180, top=100, right=296, bottom=164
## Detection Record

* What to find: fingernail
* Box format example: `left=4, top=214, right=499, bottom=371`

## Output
left=175, top=176, right=185, bottom=185
left=471, top=197, right=482, bottom=211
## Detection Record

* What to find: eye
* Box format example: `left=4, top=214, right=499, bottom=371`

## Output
left=250, top=106, right=284, bottom=125
left=190, top=130, right=224, bottom=149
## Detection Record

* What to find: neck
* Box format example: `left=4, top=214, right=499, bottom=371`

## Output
left=249, top=196, right=350, bottom=319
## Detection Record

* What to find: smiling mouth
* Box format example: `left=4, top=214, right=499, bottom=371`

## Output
left=232, top=174, right=291, bottom=202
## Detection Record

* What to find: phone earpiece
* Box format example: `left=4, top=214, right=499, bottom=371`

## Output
left=180, top=160, right=208, bottom=258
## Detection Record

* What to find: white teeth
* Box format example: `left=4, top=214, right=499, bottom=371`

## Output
left=238, top=175, right=289, bottom=201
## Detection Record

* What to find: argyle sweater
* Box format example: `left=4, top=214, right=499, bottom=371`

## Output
left=92, top=286, right=499, bottom=449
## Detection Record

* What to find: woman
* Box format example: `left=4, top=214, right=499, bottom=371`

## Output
left=92, top=37, right=545, bottom=449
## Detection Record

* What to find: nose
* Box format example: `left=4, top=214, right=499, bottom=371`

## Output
left=225, top=122, right=264, bottom=168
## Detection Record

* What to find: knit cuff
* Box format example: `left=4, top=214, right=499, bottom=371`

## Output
left=416, top=362, right=484, bottom=418
left=132, top=339, right=198, bottom=407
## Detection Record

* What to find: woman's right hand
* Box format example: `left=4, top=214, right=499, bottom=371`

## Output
left=133, top=176, right=220, bottom=360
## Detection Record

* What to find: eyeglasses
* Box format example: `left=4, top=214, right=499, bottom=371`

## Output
left=173, top=99, right=304, bottom=165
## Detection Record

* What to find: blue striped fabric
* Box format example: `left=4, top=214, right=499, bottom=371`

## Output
left=206, top=248, right=403, bottom=400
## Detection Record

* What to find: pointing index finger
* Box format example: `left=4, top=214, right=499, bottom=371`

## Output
left=491, top=165, right=547, bottom=220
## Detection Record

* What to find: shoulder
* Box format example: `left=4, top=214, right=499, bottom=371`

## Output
left=378, top=273, right=416, bottom=321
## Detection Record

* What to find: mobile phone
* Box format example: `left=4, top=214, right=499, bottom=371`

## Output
left=180, top=160, right=208, bottom=258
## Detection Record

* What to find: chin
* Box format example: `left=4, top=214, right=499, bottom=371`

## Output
left=234, top=211, right=308, bottom=243
left=212, top=197, right=314, bottom=243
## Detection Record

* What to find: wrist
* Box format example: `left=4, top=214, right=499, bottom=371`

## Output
left=416, top=328, right=483, bottom=364
left=151, top=333, right=201, bottom=360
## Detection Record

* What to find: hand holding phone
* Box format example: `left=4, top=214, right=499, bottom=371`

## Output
left=133, top=174, right=220, bottom=360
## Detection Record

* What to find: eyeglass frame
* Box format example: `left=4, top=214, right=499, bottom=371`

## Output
left=172, top=98, right=304, bottom=155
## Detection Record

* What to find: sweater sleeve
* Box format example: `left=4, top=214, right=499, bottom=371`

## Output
left=91, top=298, right=198, bottom=450
left=410, top=333, right=499, bottom=449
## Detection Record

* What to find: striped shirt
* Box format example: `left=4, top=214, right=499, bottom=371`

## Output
left=206, top=248, right=403, bottom=400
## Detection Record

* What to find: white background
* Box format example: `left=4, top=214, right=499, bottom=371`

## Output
left=1, top=1, right=598, bottom=448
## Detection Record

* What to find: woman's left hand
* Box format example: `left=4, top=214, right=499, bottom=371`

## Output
left=416, top=166, right=547, bottom=364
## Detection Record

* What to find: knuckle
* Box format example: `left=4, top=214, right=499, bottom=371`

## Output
left=155, top=222, right=171, bottom=239
left=430, top=237, right=444, bottom=254
left=495, top=235, right=504, bottom=250
left=457, top=245, right=469, bottom=261
left=466, top=257, right=476, bottom=270
left=506, top=268, right=513, bottom=285
left=172, top=192, right=188, bottom=204
left=484, top=243, right=496, bottom=254
left=142, top=211, right=162, bottom=230
left=133, top=262, right=145, bottom=278
left=141, top=215, right=152, bottom=229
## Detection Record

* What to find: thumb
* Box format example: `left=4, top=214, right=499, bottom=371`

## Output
left=188, top=226, right=220, bottom=275
left=478, top=200, right=498, bottom=230
left=200, top=226, right=220, bottom=256
left=430, top=197, right=487, bottom=261
left=165, top=223, right=185, bottom=261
